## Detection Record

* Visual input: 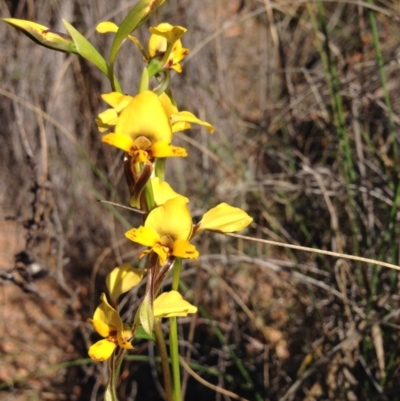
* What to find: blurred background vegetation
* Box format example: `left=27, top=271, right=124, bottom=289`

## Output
left=1, top=0, right=400, bottom=400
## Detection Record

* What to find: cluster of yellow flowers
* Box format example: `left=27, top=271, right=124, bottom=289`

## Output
left=88, top=20, right=252, bottom=361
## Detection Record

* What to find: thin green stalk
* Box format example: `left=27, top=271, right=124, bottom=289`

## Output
left=314, top=2, right=355, bottom=183
left=169, top=258, right=182, bottom=401
left=366, top=2, right=397, bottom=163
left=169, top=317, right=181, bottom=401
left=309, top=3, right=362, bottom=282
left=366, top=3, right=399, bottom=285
left=154, top=320, right=173, bottom=401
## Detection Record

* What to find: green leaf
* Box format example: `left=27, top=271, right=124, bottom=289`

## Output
left=62, top=19, right=108, bottom=75
left=62, top=19, right=122, bottom=92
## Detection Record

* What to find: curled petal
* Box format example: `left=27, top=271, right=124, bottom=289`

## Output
left=171, top=111, right=214, bottom=133
left=154, top=290, right=197, bottom=318
left=96, top=109, right=119, bottom=132
left=102, top=133, right=134, bottom=152
left=88, top=339, right=117, bottom=362
left=171, top=121, right=191, bottom=133
left=150, top=243, right=169, bottom=266
left=125, top=226, right=160, bottom=247
left=196, top=203, right=253, bottom=234
left=101, top=92, right=133, bottom=112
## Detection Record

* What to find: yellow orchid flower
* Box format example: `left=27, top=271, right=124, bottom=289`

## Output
left=159, top=93, right=214, bottom=134
left=154, top=291, right=197, bottom=318
left=101, top=90, right=187, bottom=165
left=106, top=264, right=145, bottom=305
left=125, top=196, right=198, bottom=266
left=148, top=23, right=189, bottom=73
left=125, top=197, right=253, bottom=265
left=88, top=293, right=134, bottom=362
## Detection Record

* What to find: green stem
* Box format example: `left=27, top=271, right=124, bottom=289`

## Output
left=170, top=258, right=182, bottom=401
left=139, top=67, right=149, bottom=93
left=153, top=70, right=171, bottom=97
left=172, top=258, right=182, bottom=291
left=154, top=320, right=173, bottom=401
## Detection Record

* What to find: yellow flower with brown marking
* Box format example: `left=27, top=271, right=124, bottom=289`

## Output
left=148, top=23, right=189, bottom=72
left=125, top=197, right=253, bottom=265
left=88, top=294, right=134, bottom=362
left=125, top=196, right=197, bottom=266
left=101, top=90, right=187, bottom=165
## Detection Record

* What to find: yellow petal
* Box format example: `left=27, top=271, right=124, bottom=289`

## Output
left=96, top=21, right=119, bottom=33
left=171, top=111, right=214, bottom=133
left=149, top=23, right=187, bottom=44
left=101, top=92, right=133, bottom=112
left=117, top=328, right=134, bottom=350
left=88, top=317, right=113, bottom=338
left=172, top=239, right=199, bottom=260
left=154, top=290, right=197, bottom=318
left=106, top=263, right=144, bottom=304
left=96, top=108, right=119, bottom=131
left=170, top=63, right=183, bottom=73
left=158, top=93, right=178, bottom=117
left=115, top=91, right=172, bottom=144
left=148, top=33, right=166, bottom=57
left=92, top=293, right=121, bottom=332
left=88, top=339, right=117, bottom=362
left=125, top=226, right=160, bottom=247
left=171, top=121, right=191, bottom=133
left=102, top=133, right=134, bottom=152
left=168, top=41, right=189, bottom=72
left=150, top=177, right=188, bottom=206
left=145, top=197, right=193, bottom=241
left=150, top=243, right=169, bottom=266
left=151, top=142, right=187, bottom=158
left=197, top=203, right=253, bottom=234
